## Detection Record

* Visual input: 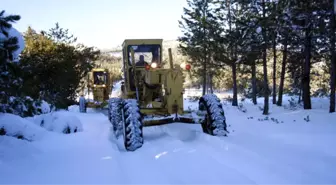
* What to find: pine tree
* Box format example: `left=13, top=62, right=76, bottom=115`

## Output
left=261, top=0, right=270, bottom=115
left=178, top=0, right=219, bottom=95
left=270, top=1, right=279, bottom=104
left=0, top=10, right=21, bottom=112
left=290, top=0, right=321, bottom=109
left=329, top=0, right=336, bottom=113
left=234, top=0, right=263, bottom=105
left=215, top=0, right=244, bottom=106
left=277, top=0, right=293, bottom=106
left=20, top=24, right=99, bottom=109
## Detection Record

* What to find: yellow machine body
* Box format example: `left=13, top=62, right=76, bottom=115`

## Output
left=119, top=39, right=190, bottom=125
left=86, top=68, right=112, bottom=108
left=108, top=39, right=228, bottom=152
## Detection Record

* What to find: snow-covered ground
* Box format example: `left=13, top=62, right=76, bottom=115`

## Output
left=1, top=89, right=336, bottom=184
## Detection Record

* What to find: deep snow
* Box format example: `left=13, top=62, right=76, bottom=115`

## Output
left=1, top=91, right=336, bottom=184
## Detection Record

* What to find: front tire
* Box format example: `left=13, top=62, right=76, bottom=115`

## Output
left=121, top=99, right=144, bottom=151
left=199, top=94, right=227, bottom=136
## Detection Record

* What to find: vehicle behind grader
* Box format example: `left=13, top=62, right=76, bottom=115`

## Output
left=108, top=39, right=228, bottom=151
left=79, top=68, right=112, bottom=112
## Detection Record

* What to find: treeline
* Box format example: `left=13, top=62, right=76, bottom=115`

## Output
left=0, top=11, right=111, bottom=116
left=178, top=0, right=335, bottom=113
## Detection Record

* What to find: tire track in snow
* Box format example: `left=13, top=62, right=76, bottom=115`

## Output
left=110, top=124, right=239, bottom=184
left=142, top=124, right=257, bottom=184
left=222, top=131, right=336, bottom=184
left=166, top=124, right=259, bottom=184
left=160, top=123, right=307, bottom=184
left=107, top=125, right=184, bottom=184
left=188, top=133, right=286, bottom=184
left=191, top=129, right=334, bottom=184
left=75, top=113, right=128, bottom=184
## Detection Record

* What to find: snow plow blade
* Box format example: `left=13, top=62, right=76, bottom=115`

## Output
left=143, top=116, right=195, bottom=127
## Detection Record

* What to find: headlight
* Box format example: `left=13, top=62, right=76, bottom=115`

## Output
left=103, top=84, right=106, bottom=87
left=180, top=62, right=191, bottom=70
left=185, top=64, right=191, bottom=70
left=180, top=62, right=186, bottom=69
left=93, top=84, right=97, bottom=87
left=151, top=62, right=158, bottom=69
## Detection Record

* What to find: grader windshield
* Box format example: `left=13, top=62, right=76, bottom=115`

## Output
left=127, top=45, right=161, bottom=67
left=93, top=71, right=107, bottom=85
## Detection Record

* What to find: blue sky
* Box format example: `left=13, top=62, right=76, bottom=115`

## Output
left=3, top=0, right=187, bottom=49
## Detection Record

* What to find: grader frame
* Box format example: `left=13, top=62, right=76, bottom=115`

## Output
left=108, top=39, right=228, bottom=151
left=119, top=39, right=193, bottom=126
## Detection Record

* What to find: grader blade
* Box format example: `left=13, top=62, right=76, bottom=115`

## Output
left=143, top=115, right=196, bottom=127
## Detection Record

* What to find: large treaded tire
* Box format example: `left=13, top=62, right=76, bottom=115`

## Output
left=108, top=98, right=123, bottom=137
left=199, top=94, right=228, bottom=136
left=121, top=99, right=144, bottom=151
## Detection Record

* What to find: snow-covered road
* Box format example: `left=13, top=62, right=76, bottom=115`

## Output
left=1, top=101, right=336, bottom=184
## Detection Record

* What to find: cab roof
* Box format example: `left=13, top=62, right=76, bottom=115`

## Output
left=91, top=68, right=108, bottom=72
left=122, top=39, right=163, bottom=47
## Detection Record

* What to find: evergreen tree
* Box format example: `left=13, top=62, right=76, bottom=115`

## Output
left=20, top=24, right=100, bottom=109
left=215, top=0, right=243, bottom=106
left=260, top=0, right=270, bottom=115
left=233, top=0, right=263, bottom=105
left=177, top=0, right=334, bottom=113
left=0, top=10, right=21, bottom=112
left=330, top=0, right=336, bottom=113
left=178, top=0, right=219, bottom=95
left=277, top=0, right=294, bottom=106
left=270, top=0, right=279, bottom=104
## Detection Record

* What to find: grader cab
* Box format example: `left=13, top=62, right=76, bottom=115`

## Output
left=108, top=39, right=228, bottom=151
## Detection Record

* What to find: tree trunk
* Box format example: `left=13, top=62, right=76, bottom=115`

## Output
left=202, top=59, right=207, bottom=96
left=227, top=0, right=237, bottom=106
left=302, top=13, right=312, bottom=109
left=330, top=3, right=336, bottom=113
left=232, top=62, right=238, bottom=106
left=277, top=32, right=288, bottom=106
left=272, top=30, right=277, bottom=104
left=252, top=59, right=257, bottom=105
left=210, top=72, right=214, bottom=94
left=272, top=1, right=277, bottom=104
left=298, top=57, right=304, bottom=103
left=262, top=0, right=269, bottom=115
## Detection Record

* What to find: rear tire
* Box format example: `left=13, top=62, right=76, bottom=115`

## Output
left=108, top=98, right=123, bottom=137
left=121, top=99, right=144, bottom=151
left=199, top=94, right=227, bottom=136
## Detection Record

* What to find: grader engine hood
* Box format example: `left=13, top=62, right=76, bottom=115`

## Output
left=144, top=68, right=184, bottom=115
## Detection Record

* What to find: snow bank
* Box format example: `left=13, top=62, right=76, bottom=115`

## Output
left=0, top=113, right=46, bottom=141
left=68, top=105, right=101, bottom=113
left=36, top=100, right=52, bottom=114
left=68, top=105, right=80, bottom=112
left=27, top=111, right=83, bottom=134
left=111, top=81, right=122, bottom=97
left=0, top=135, right=41, bottom=161
left=2, top=97, right=52, bottom=117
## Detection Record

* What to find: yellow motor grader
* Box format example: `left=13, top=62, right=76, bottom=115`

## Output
left=108, top=39, right=228, bottom=151
left=79, top=68, right=112, bottom=112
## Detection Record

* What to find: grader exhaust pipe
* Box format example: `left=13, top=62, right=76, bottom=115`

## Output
left=168, top=48, right=174, bottom=69
left=130, top=47, right=139, bottom=101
